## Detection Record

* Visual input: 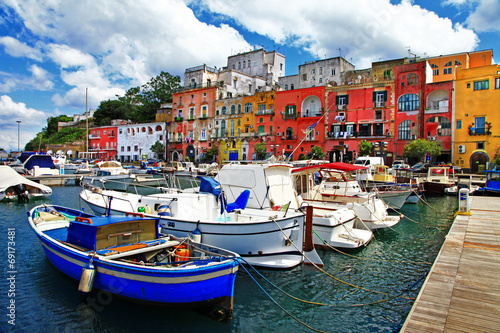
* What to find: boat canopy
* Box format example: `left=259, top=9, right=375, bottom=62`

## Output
left=292, top=162, right=368, bottom=174
left=0, top=166, right=52, bottom=193
left=24, top=155, right=57, bottom=170
left=199, top=176, right=222, bottom=197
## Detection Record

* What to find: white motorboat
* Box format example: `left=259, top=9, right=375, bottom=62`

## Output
left=80, top=161, right=136, bottom=191
left=217, top=163, right=372, bottom=249
left=292, top=162, right=401, bottom=231
left=79, top=163, right=322, bottom=269
left=9, top=152, right=60, bottom=176
left=0, top=166, right=52, bottom=201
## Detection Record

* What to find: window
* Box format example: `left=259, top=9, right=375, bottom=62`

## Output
left=119, top=129, right=122, bottom=134
left=358, top=124, right=371, bottom=136
left=375, top=110, right=383, bottom=120
left=433, top=69, right=439, bottom=76
left=427, top=116, right=451, bottom=136
left=398, top=94, right=420, bottom=111
left=127, top=146, right=131, bottom=152
left=244, top=102, right=252, bottom=113
left=259, top=117, right=264, bottom=123
left=201, top=105, right=207, bottom=117
left=495, top=78, right=499, bottom=89
left=332, top=69, right=336, bottom=76
left=231, top=105, right=236, bottom=115
left=189, top=107, right=194, bottom=119
left=121, top=146, right=124, bottom=152
left=443, top=68, right=452, bottom=75
left=237, top=104, right=242, bottom=114
left=373, top=91, right=387, bottom=107
left=200, top=129, right=206, bottom=141
left=280, top=63, right=283, bottom=71
left=302, top=74, right=308, bottom=81
left=285, top=84, right=288, bottom=90
left=407, top=73, right=419, bottom=85
left=103, top=130, right=106, bottom=136
left=258, top=104, right=266, bottom=114
left=257, top=125, right=265, bottom=134
left=455, top=60, right=461, bottom=65
left=475, top=116, right=486, bottom=134
left=243, top=60, right=246, bottom=69
left=233, top=79, right=237, bottom=89
left=291, top=84, right=294, bottom=90
left=319, top=67, right=323, bottom=75
left=249, top=84, right=252, bottom=93
left=230, top=119, right=235, bottom=137
left=373, top=123, right=384, bottom=136
left=254, top=61, right=257, bottom=67
left=220, top=120, right=227, bottom=137
left=456, top=120, right=462, bottom=129
left=430, top=64, right=438, bottom=68
left=398, top=120, right=412, bottom=140
left=444, top=61, right=452, bottom=67
left=221, top=106, right=226, bottom=115
left=474, top=80, right=489, bottom=91
left=336, top=95, right=348, bottom=109
left=477, top=142, right=485, bottom=150
left=286, top=105, right=296, bottom=118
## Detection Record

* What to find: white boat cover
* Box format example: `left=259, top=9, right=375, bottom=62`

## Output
left=0, top=166, right=52, bottom=193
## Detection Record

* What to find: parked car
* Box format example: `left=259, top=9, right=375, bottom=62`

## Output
left=410, top=162, right=431, bottom=173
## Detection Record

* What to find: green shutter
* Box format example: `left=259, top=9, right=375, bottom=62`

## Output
left=293, top=105, right=296, bottom=116
left=345, top=95, right=349, bottom=105
left=372, top=92, right=377, bottom=102
left=383, top=91, right=387, bottom=101
left=335, top=95, right=339, bottom=104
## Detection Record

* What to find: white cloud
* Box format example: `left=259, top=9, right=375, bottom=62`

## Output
left=0, top=63, right=54, bottom=92
left=196, top=0, right=479, bottom=67
left=0, top=36, right=42, bottom=61
left=0, top=95, right=49, bottom=151
left=465, top=0, right=500, bottom=32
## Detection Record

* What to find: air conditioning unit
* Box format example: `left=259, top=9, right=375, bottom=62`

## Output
left=458, top=145, right=466, bottom=153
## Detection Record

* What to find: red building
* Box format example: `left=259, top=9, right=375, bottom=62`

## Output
left=89, top=125, right=118, bottom=160
left=325, top=77, right=396, bottom=163
left=393, top=61, right=453, bottom=163
left=274, top=86, right=326, bottom=160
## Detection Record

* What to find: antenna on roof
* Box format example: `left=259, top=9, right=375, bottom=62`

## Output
left=337, top=48, right=342, bottom=58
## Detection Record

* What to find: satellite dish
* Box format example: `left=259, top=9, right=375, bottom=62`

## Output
left=358, top=75, right=362, bottom=80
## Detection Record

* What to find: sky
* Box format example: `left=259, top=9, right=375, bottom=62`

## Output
left=0, top=0, right=499, bottom=152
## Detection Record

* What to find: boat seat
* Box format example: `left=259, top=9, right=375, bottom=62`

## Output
left=226, top=190, right=250, bottom=213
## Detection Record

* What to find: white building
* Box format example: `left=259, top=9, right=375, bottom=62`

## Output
left=117, top=122, right=166, bottom=162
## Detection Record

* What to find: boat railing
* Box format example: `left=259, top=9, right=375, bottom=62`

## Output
left=81, top=185, right=136, bottom=213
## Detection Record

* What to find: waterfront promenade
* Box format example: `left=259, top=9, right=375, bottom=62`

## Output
left=402, top=195, right=500, bottom=332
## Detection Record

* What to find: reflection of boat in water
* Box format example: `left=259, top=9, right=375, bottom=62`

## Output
left=28, top=204, right=240, bottom=318
left=79, top=163, right=321, bottom=269
left=0, top=166, right=52, bottom=201
left=81, top=161, right=136, bottom=191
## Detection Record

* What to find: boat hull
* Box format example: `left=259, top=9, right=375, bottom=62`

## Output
left=82, top=175, right=135, bottom=191
left=423, top=181, right=454, bottom=195
left=28, top=205, right=239, bottom=313
left=80, top=190, right=305, bottom=269
left=377, top=190, right=411, bottom=210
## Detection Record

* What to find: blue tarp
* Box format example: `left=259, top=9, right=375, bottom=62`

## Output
left=199, top=177, right=221, bottom=197
left=24, top=155, right=56, bottom=170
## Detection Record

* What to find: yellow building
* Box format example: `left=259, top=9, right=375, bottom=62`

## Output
left=453, top=64, right=500, bottom=172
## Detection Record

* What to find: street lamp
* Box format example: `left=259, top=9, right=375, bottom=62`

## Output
left=16, top=120, right=21, bottom=152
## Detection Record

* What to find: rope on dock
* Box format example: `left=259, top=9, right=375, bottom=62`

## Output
left=312, top=230, right=433, bottom=266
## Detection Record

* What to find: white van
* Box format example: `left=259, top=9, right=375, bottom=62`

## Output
left=353, top=156, right=385, bottom=172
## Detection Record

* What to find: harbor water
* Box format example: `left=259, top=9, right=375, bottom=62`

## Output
left=0, top=185, right=457, bottom=332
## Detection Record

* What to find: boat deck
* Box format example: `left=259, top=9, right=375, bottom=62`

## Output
left=402, top=196, right=500, bottom=332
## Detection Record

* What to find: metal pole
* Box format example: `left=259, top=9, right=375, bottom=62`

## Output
left=16, top=120, right=21, bottom=152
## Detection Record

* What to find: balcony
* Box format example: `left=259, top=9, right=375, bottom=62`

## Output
left=280, top=135, right=298, bottom=141
left=283, top=114, right=297, bottom=120
left=337, top=104, right=346, bottom=111
left=256, top=109, right=275, bottom=116
left=374, top=101, right=385, bottom=108
left=187, top=117, right=195, bottom=121
left=174, top=117, right=183, bottom=122
left=469, top=127, right=489, bottom=136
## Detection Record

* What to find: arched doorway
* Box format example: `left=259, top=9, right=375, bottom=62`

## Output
left=470, top=151, right=489, bottom=173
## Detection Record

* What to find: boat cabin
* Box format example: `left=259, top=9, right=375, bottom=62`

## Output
left=372, top=165, right=395, bottom=183
left=66, top=215, right=159, bottom=252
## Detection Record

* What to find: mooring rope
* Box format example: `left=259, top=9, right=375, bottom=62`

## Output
left=271, top=219, right=415, bottom=301
left=313, top=229, right=433, bottom=266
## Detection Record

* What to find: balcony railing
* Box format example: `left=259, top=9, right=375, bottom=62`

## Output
left=280, top=135, right=298, bottom=141
left=374, top=101, right=385, bottom=108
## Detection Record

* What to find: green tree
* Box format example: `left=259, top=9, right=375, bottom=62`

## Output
left=307, top=145, right=326, bottom=159
left=254, top=142, right=267, bottom=160
left=403, top=139, right=441, bottom=162
left=493, top=145, right=500, bottom=166
left=150, top=141, right=165, bottom=159
left=200, top=144, right=219, bottom=163
left=358, top=140, right=372, bottom=156
left=93, top=100, right=128, bottom=126
left=44, top=115, right=73, bottom=136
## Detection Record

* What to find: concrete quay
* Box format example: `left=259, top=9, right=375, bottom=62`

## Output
left=402, top=195, right=500, bottom=332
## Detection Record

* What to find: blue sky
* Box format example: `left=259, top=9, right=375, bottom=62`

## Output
left=0, top=0, right=499, bottom=151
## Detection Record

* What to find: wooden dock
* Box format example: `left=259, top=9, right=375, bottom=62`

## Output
left=401, top=196, right=500, bottom=332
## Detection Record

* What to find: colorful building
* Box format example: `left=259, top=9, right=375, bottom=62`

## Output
left=453, top=64, right=500, bottom=172
left=89, top=125, right=118, bottom=161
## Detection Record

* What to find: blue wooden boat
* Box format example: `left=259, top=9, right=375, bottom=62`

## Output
left=475, top=170, right=500, bottom=196
left=27, top=204, right=240, bottom=318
